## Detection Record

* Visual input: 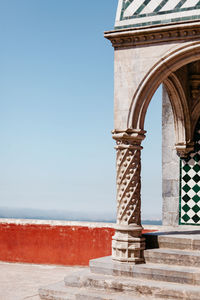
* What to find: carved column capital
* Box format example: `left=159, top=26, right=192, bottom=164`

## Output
left=176, top=142, right=194, bottom=158
left=112, top=129, right=146, bottom=148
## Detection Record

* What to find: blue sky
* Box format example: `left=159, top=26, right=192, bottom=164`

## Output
left=0, top=0, right=162, bottom=220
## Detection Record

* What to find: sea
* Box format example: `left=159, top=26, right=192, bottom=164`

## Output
left=0, top=207, right=162, bottom=225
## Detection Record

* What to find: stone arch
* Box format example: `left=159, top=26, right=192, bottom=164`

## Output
left=163, top=73, right=190, bottom=147
left=127, top=42, right=200, bottom=155
left=104, top=0, right=200, bottom=264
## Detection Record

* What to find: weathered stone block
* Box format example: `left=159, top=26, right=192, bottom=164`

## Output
left=162, top=180, right=179, bottom=197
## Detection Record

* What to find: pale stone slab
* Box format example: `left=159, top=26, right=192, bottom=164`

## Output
left=90, top=256, right=200, bottom=285
left=144, top=231, right=200, bottom=250
left=144, top=247, right=200, bottom=267
left=0, top=261, right=84, bottom=300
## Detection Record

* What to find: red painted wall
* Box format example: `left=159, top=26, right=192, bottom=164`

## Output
left=0, top=222, right=155, bottom=266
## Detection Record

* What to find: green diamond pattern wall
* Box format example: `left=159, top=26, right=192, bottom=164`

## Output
left=180, top=120, right=200, bottom=225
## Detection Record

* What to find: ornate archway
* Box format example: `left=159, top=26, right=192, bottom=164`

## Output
left=105, top=1, right=200, bottom=263
left=127, top=43, right=200, bottom=155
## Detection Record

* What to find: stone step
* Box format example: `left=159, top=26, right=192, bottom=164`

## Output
left=63, top=269, right=200, bottom=300
left=144, top=231, right=200, bottom=251
left=39, top=279, right=152, bottom=300
left=39, top=273, right=200, bottom=300
left=39, top=281, right=75, bottom=300
left=39, top=230, right=200, bottom=300
left=75, top=289, right=155, bottom=300
left=89, top=256, right=200, bottom=285
left=144, top=248, right=200, bottom=267
left=132, top=263, right=200, bottom=285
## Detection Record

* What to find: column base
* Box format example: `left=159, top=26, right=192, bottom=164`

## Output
left=112, top=224, right=145, bottom=263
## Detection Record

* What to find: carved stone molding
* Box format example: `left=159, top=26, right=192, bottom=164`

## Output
left=189, top=62, right=200, bottom=102
left=190, top=74, right=200, bottom=100
left=176, top=142, right=194, bottom=158
left=112, top=130, right=145, bottom=263
left=105, top=21, right=200, bottom=49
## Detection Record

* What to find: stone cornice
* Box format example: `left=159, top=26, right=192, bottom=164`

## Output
left=105, top=20, right=200, bottom=49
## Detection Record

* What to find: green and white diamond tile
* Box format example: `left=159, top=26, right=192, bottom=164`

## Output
left=180, top=123, right=200, bottom=225
left=115, top=0, right=200, bottom=29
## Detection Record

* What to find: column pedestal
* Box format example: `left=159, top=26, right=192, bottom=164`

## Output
left=112, top=224, right=145, bottom=263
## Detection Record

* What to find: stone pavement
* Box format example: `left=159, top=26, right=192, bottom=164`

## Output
left=0, top=261, right=86, bottom=300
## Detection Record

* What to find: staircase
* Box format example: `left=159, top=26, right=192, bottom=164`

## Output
left=39, top=230, right=200, bottom=300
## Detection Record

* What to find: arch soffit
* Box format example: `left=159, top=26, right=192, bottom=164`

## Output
left=127, top=42, right=200, bottom=146
left=163, top=73, right=190, bottom=145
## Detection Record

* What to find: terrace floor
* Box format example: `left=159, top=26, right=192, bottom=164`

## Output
left=0, top=261, right=86, bottom=300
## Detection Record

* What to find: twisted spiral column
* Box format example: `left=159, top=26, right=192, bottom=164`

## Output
left=112, top=130, right=146, bottom=263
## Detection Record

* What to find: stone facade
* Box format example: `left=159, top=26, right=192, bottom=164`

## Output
left=105, top=0, right=200, bottom=262
left=38, top=3, right=200, bottom=299
left=162, top=62, right=200, bottom=227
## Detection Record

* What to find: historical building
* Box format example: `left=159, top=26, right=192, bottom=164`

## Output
left=105, top=0, right=200, bottom=263
left=39, top=1, right=200, bottom=299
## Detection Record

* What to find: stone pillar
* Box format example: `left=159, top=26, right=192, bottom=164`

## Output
left=112, top=130, right=146, bottom=263
left=162, top=86, right=179, bottom=226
